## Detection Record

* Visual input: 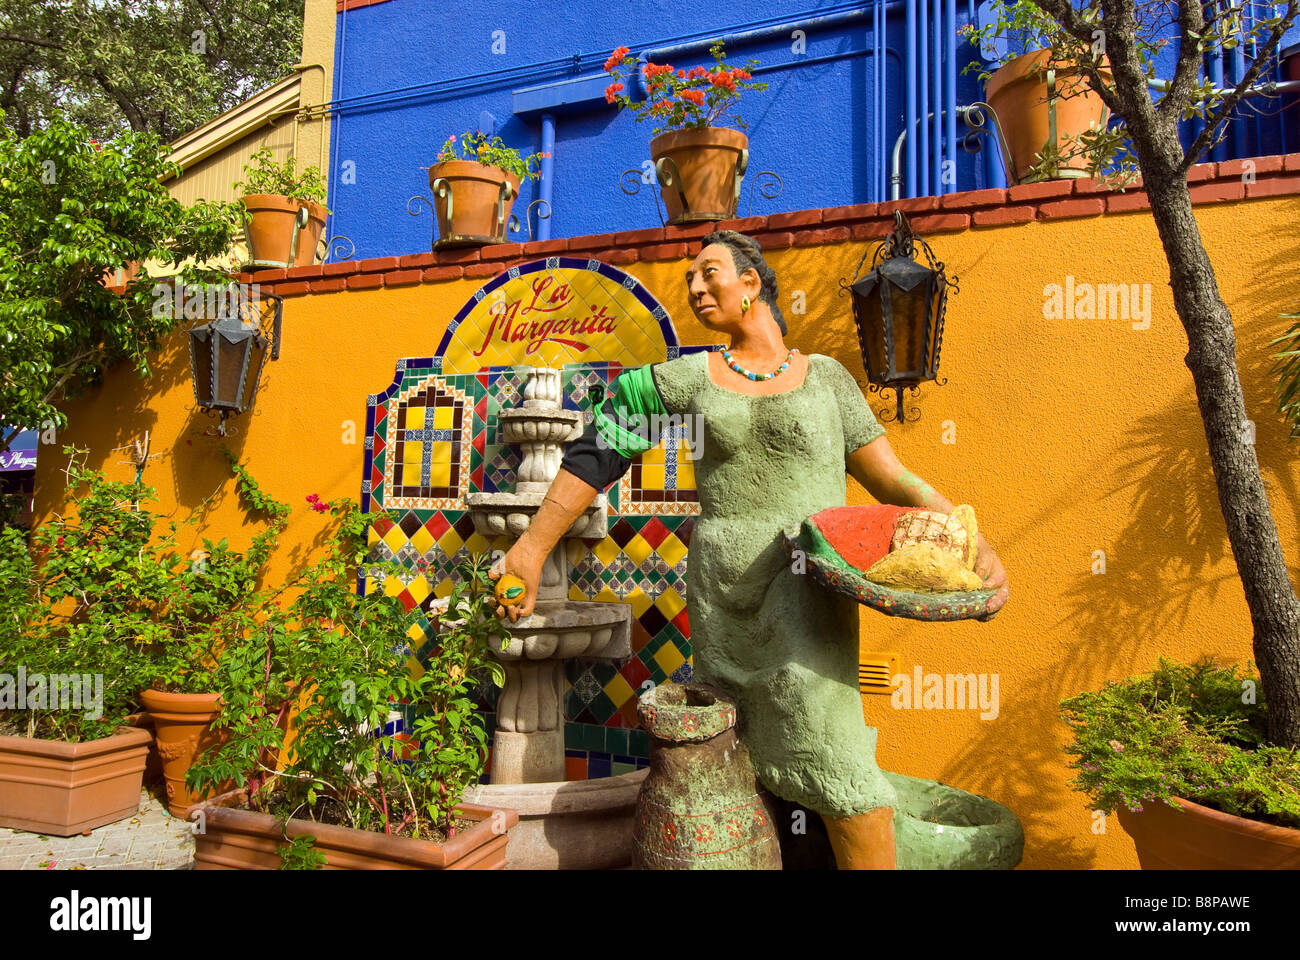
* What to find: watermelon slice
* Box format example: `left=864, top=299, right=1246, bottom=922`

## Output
left=785, top=504, right=996, bottom=622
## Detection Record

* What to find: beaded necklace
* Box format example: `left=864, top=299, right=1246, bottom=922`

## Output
left=721, top=347, right=798, bottom=381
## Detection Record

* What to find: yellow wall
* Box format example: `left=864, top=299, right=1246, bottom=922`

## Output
left=35, top=195, right=1300, bottom=869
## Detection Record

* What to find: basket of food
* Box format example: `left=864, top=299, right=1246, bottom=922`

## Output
left=781, top=504, right=996, bottom=621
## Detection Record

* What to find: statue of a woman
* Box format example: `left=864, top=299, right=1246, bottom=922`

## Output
left=491, top=230, right=1009, bottom=869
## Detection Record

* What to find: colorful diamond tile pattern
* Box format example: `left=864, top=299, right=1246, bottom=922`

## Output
left=358, top=260, right=722, bottom=782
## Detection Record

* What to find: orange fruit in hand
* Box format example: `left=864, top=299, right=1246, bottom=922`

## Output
left=495, top=574, right=526, bottom=607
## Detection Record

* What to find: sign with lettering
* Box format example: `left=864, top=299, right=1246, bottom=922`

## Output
left=435, top=257, right=677, bottom=373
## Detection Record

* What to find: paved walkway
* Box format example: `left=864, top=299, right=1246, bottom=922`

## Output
left=0, top=786, right=194, bottom=870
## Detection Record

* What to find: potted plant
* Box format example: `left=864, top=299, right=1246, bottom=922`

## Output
left=0, top=526, right=155, bottom=836
left=1060, top=658, right=1300, bottom=868
left=190, top=511, right=519, bottom=870
left=235, top=146, right=329, bottom=269
left=605, top=40, right=767, bottom=223
left=961, top=1, right=1112, bottom=183
left=11, top=446, right=293, bottom=818
left=137, top=452, right=291, bottom=818
left=428, top=131, right=547, bottom=247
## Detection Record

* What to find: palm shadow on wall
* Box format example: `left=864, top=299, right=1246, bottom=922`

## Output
left=926, top=260, right=1300, bottom=868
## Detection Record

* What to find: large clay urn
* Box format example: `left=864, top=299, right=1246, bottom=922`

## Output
left=139, top=689, right=224, bottom=818
left=241, top=194, right=328, bottom=268
left=649, top=127, right=748, bottom=224
left=1117, top=796, right=1300, bottom=869
left=427, top=160, right=520, bottom=246
left=984, top=49, right=1111, bottom=183
left=633, top=682, right=782, bottom=869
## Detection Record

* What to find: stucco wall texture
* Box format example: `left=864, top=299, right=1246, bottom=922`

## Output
left=35, top=196, right=1300, bottom=869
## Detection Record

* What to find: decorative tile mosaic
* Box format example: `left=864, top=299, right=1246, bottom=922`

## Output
left=359, top=258, right=720, bottom=777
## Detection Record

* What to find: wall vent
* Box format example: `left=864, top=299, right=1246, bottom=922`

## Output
left=859, top=652, right=900, bottom=695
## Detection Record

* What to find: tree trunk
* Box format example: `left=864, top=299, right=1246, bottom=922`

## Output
left=1139, top=145, right=1300, bottom=748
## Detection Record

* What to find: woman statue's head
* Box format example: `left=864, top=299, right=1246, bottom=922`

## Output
left=686, top=230, right=787, bottom=336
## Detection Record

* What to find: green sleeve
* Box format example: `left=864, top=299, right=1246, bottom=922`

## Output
left=589, top=365, right=668, bottom=459
left=825, top=358, right=886, bottom=456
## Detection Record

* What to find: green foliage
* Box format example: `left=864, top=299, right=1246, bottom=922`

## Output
left=436, top=132, right=548, bottom=183
left=234, top=146, right=329, bottom=207
left=0, top=445, right=288, bottom=742
left=0, top=0, right=304, bottom=141
left=0, top=115, right=240, bottom=446
left=604, top=40, right=767, bottom=137
left=1060, top=658, right=1300, bottom=828
left=961, top=0, right=1299, bottom=180
left=189, top=532, right=510, bottom=841
left=276, top=834, right=326, bottom=870
left=1269, top=313, right=1300, bottom=441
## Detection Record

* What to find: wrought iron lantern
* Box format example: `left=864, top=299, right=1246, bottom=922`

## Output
left=187, top=286, right=283, bottom=436
left=839, top=211, right=958, bottom=424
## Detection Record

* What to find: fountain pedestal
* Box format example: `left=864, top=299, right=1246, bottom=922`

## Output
left=459, top=366, right=642, bottom=868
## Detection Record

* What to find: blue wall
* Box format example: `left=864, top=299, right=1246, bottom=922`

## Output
left=326, top=0, right=1300, bottom=260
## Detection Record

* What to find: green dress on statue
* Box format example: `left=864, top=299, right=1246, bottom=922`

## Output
left=620, top=350, right=899, bottom=818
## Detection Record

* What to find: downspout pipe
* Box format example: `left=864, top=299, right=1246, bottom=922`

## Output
left=919, top=0, right=930, bottom=196
left=907, top=0, right=918, bottom=198
left=933, top=0, right=944, bottom=194
left=538, top=113, right=555, bottom=242
left=891, top=105, right=1013, bottom=199
left=946, top=0, right=958, bottom=195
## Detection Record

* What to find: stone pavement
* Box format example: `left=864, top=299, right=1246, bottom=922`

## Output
left=0, top=786, right=194, bottom=870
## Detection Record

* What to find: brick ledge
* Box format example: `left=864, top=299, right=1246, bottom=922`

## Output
left=242, top=153, right=1300, bottom=296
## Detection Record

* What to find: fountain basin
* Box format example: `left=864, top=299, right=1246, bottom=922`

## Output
left=464, top=768, right=648, bottom=869
left=466, top=490, right=608, bottom=540
left=884, top=770, right=1024, bottom=869
left=491, top=599, right=632, bottom=660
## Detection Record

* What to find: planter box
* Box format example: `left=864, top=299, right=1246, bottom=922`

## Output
left=193, top=798, right=519, bottom=870
left=0, top=727, right=153, bottom=836
left=1117, top=796, right=1300, bottom=869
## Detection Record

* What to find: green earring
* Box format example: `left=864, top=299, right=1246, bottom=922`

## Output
left=741, top=295, right=751, bottom=312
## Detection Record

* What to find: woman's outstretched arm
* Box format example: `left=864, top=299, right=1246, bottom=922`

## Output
left=847, top=436, right=1009, bottom=619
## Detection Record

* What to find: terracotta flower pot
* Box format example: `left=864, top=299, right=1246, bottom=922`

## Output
left=426, top=160, right=520, bottom=247
left=241, top=193, right=327, bottom=268
left=984, top=49, right=1111, bottom=184
left=193, top=796, right=519, bottom=869
left=649, top=126, right=748, bottom=225
left=0, top=727, right=152, bottom=836
left=139, top=689, right=225, bottom=819
left=123, top=711, right=162, bottom=785
left=1116, top=796, right=1300, bottom=869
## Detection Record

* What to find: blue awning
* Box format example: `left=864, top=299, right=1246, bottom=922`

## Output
left=1, top=427, right=38, bottom=471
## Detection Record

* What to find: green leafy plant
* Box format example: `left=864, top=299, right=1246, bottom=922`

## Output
left=603, top=40, right=767, bottom=136
left=277, top=834, right=326, bottom=870
left=0, top=445, right=290, bottom=742
left=188, top=528, right=510, bottom=846
left=435, top=131, right=548, bottom=183
left=1060, top=658, right=1300, bottom=828
left=0, top=114, right=241, bottom=455
left=234, top=146, right=329, bottom=207
left=1269, top=312, right=1300, bottom=440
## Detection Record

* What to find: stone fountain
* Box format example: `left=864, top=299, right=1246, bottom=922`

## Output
left=460, top=366, right=647, bottom=868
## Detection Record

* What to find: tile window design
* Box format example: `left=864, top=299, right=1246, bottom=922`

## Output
left=383, top=375, right=472, bottom=511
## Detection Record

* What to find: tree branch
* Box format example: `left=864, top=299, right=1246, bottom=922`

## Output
left=0, top=33, right=65, bottom=52
left=1181, top=0, right=1299, bottom=171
